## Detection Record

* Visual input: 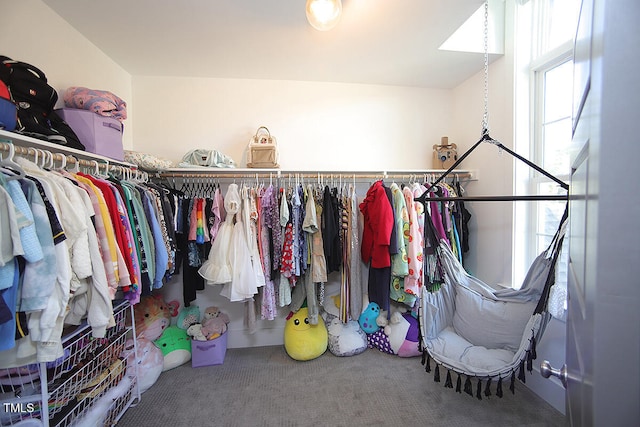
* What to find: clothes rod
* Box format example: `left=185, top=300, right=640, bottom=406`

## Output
left=0, top=141, right=147, bottom=180
left=421, top=194, right=568, bottom=202
left=0, top=133, right=135, bottom=169
left=156, top=170, right=475, bottom=181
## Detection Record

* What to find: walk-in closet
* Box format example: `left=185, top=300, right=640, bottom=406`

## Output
left=2, top=1, right=639, bottom=426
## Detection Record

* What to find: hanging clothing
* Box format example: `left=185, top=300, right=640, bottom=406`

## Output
left=258, top=185, right=277, bottom=320
left=302, top=185, right=327, bottom=284
left=220, top=183, right=261, bottom=302
left=359, top=180, right=393, bottom=269
left=323, top=186, right=342, bottom=273
left=241, top=184, right=265, bottom=290
left=348, top=186, right=363, bottom=320
left=198, top=186, right=237, bottom=285
left=389, top=182, right=415, bottom=306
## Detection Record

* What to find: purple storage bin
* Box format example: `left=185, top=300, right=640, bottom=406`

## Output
left=56, top=108, right=124, bottom=160
left=191, top=332, right=228, bottom=368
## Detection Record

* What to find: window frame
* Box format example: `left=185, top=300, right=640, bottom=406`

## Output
left=513, top=0, right=577, bottom=308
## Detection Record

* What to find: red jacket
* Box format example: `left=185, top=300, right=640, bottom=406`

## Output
left=359, top=180, right=394, bottom=268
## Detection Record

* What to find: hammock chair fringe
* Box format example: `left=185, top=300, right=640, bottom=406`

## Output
left=464, top=376, right=473, bottom=396
left=445, top=370, right=453, bottom=388
left=531, top=334, right=537, bottom=359
left=518, top=360, right=527, bottom=383
left=420, top=334, right=543, bottom=400
left=484, top=377, right=492, bottom=397
left=423, top=350, right=544, bottom=400
left=527, top=350, right=534, bottom=373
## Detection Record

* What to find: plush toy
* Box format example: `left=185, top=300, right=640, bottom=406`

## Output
left=201, top=317, right=228, bottom=340
left=384, top=312, right=421, bottom=358
left=322, top=293, right=367, bottom=357
left=203, top=306, right=230, bottom=324
left=133, top=294, right=173, bottom=341
left=284, top=307, right=328, bottom=361
left=120, top=337, right=163, bottom=394
left=368, top=310, right=422, bottom=357
left=201, top=307, right=230, bottom=340
left=186, top=324, right=207, bottom=342
left=326, top=316, right=367, bottom=357
left=176, top=305, right=200, bottom=330
left=358, top=302, right=381, bottom=334
left=154, top=326, right=192, bottom=371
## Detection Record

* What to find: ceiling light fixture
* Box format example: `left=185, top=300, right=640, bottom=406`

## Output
left=306, top=0, right=342, bottom=31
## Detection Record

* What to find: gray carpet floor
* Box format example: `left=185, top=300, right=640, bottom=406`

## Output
left=118, top=345, right=566, bottom=427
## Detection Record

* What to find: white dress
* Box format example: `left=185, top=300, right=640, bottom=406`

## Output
left=198, top=184, right=240, bottom=284
left=220, top=185, right=260, bottom=301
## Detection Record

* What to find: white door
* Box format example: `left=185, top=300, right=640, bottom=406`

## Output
left=558, top=0, right=640, bottom=425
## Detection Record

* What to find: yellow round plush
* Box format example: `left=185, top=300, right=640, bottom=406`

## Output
left=284, top=308, right=328, bottom=361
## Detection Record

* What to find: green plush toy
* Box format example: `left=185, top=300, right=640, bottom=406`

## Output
left=154, top=326, right=191, bottom=371
left=176, top=305, right=200, bottom=330
left=284, top=307, right=328, bottom=361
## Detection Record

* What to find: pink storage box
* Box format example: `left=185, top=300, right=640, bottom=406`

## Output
left=191, top=332, right=228, bottom=368
left=56, top=108, right=124, bottom=160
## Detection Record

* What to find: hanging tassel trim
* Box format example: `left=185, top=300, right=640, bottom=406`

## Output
left=425, top=354, right=431, bottom=373
left=497, top=376, right=503, bottom=398
left=484, top=377, right=492, bottom=397
left=421, top=351, right=426, bottom=366
left=464, top=376, right=473, bottom=396
left=456, top=374, right=462, bottom=393
left=518, top=359, right=527, bottom=383
left=444, top=370, right=453, bottom=388
left=510, top=371, right=516, bottom=394
left=476, top=378, right=483, bottom=400
left=526, top=350, right=533, bottom=373
left=530, top=334, right=537, bottom=359
left=434, top=365, right=440, bottom=382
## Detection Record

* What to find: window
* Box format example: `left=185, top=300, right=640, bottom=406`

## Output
left=514, top=0, right=580, bottom=320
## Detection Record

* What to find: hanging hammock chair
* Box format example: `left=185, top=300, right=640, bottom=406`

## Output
left=414, top=0, right=570, bottom=398
left=413, top=102, right=570, bottom=400
left=418, top=195, right=567, bottom=398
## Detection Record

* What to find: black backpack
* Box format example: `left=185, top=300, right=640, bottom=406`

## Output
left=0, top=56, right=85, bottom=150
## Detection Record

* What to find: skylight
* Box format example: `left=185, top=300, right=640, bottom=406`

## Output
left=439, top=0, right=505, bottom=54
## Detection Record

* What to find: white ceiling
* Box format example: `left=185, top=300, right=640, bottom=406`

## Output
left=42, top=0, right=498, bottom=89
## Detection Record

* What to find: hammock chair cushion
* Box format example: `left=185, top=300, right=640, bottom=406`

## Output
left=452, top=281, right=539, bottom=352
left=426, top=314, right=543, bottom=377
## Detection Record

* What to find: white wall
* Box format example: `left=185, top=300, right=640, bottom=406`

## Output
left=451, top=56, right=515, bottom=283
left=132, top=76, right=452, bottom=170
left=1, top=0, right=134, bottom=149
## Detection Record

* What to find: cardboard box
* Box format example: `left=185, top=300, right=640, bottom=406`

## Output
left=191, top=332, right=228, bottom=368
left=56, top=108, right=124, bottom=160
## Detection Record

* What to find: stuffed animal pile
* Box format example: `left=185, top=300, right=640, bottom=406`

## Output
left=361, top=302, right=422, bottom=358
left=183, top=306, right=230, bottom=342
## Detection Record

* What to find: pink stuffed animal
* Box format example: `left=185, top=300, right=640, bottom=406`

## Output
left=203, top=306, right=230, bottom=323
left=201, top=307, right=230, bottom=340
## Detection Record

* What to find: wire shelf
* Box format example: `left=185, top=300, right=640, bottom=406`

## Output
left=0, top=300, right=140, bottom=427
